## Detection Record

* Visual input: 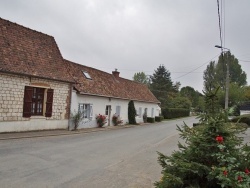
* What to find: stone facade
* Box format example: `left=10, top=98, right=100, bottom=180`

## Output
left=0, top=72, right=71, bottom=132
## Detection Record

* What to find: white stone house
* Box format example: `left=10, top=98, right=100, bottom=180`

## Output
left=66, top=60, right=161, bottom=128
left=0, top=18, right=74, bottom=132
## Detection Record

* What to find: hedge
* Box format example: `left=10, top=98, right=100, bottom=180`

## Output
left=155, top=116, right=164, bottom=122
left=147, top=117, right=155, bottom=123
left=162, top=108, right=190, bottom=119
left=231, top=115, right=250, bottom=127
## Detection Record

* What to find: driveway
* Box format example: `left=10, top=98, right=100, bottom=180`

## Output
left=0, top=117, right=201, bottom=188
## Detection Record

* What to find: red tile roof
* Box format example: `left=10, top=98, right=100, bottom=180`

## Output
left=66, top=60, right=160, bottom=103
left=0, top=18, right=73, bottom=83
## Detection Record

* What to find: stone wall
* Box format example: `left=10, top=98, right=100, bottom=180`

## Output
left=0, top=72, right=71, bottom=122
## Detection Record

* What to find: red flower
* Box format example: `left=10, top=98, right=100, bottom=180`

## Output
left=223, top=170, right=228, bottom=176
left=238, top=175, right=243, bottom=182
left=216, top=136, right=223, bottom=143
left=245, top=168, right=250, bottom=175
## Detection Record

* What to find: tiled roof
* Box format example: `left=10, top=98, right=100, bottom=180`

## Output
left=0, top=18, right=73, bottom=83
left=66, top=60, right=160, bottom=103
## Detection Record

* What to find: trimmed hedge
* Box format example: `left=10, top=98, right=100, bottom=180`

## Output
left=155, top=116, right=164, bottom=122
left=147, top=117, right=155, bottom=123
left=231, top=115, right=250, bottom=126
left=162, top=108, right=190, bottom=119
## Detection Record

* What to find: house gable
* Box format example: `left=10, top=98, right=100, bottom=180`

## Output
left=0, top=17, right=73, bottom=83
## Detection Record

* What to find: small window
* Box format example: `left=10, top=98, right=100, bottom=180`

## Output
left=138, top=107, right=142, bottom=118
left=82, top=71, right=92, bottom=79
left=116, top=106, right=121, bottom=116
left=78, top=103, right=93, bottom=120
left=151, top=108, right=154, bottom=117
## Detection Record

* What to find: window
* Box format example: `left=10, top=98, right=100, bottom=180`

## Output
left=79, top=104, right=93, bottom=120
left=31, top=87, right=44, bottom=115
left=116, top=106, right=121, bottom=116
left=23, top=86, right=54, bottom=118
left=151, top=108, right=154, bottom=117
left=138, top=107, right=142, bottom=118
left=82, top=70, right=92, bottom=79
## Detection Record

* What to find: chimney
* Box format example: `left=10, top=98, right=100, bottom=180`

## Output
left=112, top=68, right=120, bottom=78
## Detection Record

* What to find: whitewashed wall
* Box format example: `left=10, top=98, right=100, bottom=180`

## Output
left=71, top=90, right=160, bottom=129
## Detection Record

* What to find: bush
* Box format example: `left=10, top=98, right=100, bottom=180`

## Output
left=155, top=116, right=164, bottom=122
left=162, top=108, right=190, bottom=119
left=231, top=115, right=250, bottom=126
left=147, top=117, right=155, bottom=123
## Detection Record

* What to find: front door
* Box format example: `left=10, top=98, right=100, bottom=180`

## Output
left=105, top=105, right=112, bottom=126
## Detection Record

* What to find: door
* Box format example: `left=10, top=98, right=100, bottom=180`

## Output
left=105, top=105, right=112, bottom=126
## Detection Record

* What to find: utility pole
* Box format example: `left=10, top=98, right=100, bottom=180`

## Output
left=215, top=45, right=230, bottom=110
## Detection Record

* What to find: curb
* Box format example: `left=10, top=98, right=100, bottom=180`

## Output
left=0, top=124, right=138, bottom=140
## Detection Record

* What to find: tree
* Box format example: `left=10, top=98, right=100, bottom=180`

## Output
left=155, top=88, right=250, bottom=187
left=133, top=72, right=149, bottom=85
left=203, top=61, right=217, bottom=91
left=150, top=65, right=176, bottom=108
left=216, top=51, right=247, bottom=88
left=170, top=96, right=192, bottom=109
left=128, top=100, right=137, bottom=124
left=180, top=86, right=200, bottom=108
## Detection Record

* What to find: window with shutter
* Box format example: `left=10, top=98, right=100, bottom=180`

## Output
left=45, top=89, right=54, bottom=117
left=23, top=86, right=33, bottom=118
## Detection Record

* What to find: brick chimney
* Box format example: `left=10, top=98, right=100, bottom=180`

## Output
left=112, top=68, right=120, bottom=78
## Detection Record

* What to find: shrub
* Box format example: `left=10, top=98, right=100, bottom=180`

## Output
left=162, top=108, right=190, bottom=119
left=128, top=100, right=137, bottom=124
left=147, top=117, right=155, bottom=123
left=112, top=114, right=123, bottom=126
left=155, top=116, right=164, bottom=122
left=96, top=114, right=107, bottom=127
left=231, top=115, right=250, bottom=126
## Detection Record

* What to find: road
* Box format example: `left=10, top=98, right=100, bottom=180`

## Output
left=0, top=117, right=198, bottom=188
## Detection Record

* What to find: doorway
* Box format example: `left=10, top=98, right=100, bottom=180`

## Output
left=105, top=105, right=112, bottom=126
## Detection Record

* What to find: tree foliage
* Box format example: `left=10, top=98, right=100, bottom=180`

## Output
left=133, top=72, right=150, bottom=85
left=128, top=100, right=137, bottom=124
left=150, top=65, right=176, bottom=108
left=155, top=88, right=250, bottom=188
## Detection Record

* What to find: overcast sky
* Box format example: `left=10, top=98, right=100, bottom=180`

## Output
left=1, top=0, right=250, bottom=92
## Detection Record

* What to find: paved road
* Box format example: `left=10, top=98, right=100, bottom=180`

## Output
left=0, top=117, right=198, bottom=188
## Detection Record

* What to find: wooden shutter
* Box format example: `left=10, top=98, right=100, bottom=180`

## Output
left=45, top=89, right=54, bottom=117
left=23, top=86, right=33, bottom=118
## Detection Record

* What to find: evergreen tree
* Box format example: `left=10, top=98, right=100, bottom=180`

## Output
left=128, top=100, right=137, bottom=124
left=203, top=61, right=217, bottom=92
left=155, top=87, right=250, bottom=188
left=150, top=65, right=175, bottom=108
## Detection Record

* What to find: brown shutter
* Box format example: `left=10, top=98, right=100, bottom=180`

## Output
left=45, top=89, right=54, bottom=117
left=23, top=86, right=33, bottom=118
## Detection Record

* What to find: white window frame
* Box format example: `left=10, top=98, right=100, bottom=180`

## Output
left=79, top=103, right=93, bottom=120
left=138, top=107, right=142, bottom=118
left=116, top=105, right=121, bottom=116
left=151, top=108, right=154, bottom=117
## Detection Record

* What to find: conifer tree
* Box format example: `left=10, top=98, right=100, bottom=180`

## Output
left=128, top=100, right=137, bottom=124
left=155, top=87, right=250, bottom=187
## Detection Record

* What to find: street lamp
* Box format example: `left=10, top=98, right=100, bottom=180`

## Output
left=215, top=45, right=230, bottom=110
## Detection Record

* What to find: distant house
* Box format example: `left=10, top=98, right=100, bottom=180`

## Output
left=0, top=18, right=74, bottom=132
left=240, top=102, right=250, bottom=115
left=66, top=60, right=161, bottom=128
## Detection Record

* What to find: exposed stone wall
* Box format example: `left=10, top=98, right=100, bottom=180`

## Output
left=0, top=73, right=70, bottom=122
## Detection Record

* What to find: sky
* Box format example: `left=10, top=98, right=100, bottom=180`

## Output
left=0, top=0, right=250, bottom=92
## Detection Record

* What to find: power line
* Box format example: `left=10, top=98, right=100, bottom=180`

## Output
left=173, top=54, right=220, bottom=80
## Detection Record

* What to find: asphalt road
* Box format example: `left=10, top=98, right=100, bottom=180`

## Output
left=0, top=117, right=198, bottom=188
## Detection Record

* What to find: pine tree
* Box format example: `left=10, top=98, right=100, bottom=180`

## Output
left=155, top=87, right=250, bottom=188
left=150, top=65, right=175, bottom=108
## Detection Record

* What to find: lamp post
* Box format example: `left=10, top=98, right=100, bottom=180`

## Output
left=215, top=45, right=230, bottom=110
